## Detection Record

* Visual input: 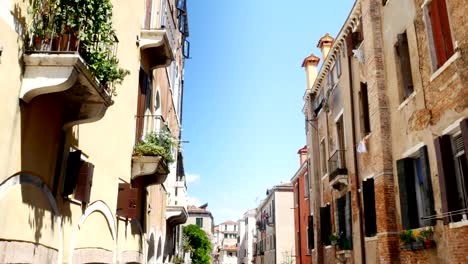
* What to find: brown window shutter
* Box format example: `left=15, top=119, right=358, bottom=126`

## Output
left=74, top=162, right=93, bottom=203
left=434, top=135, right=459, bottom=224
left=63, top=150, right=82, bottom=196
left=397, top=158, right=418, bottom=229
left=144, top=0, right=153, bottom=29
left=460, top=119, right=468, bottom=164
left=308, top=215, right=314, bottom=250
left=419, top=146, right=436, bottom=226
left=117, top=183, right=138, bottom=219
left=436, top=0, right=454, bottom=62
left=429, top=0, right=448, bottom=67
left=396, top=32, right=414, bottom=98
left=363, top=178, right=377, bottom=237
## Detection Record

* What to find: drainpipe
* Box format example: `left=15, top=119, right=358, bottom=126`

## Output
left=347, top=53, right=366, bottom=264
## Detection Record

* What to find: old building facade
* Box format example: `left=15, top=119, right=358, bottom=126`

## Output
left=237, top=209, right=256, bottom=264
left=254, top=183, right=295, bottom=264
left=0, top=0, right=190, bottom=263
left=291, top=146, right=313, bottom=264
left=302, top=0, right=468, bottom=263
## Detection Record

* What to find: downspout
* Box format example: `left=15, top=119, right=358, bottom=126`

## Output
left=347, top=54, right=366, bottom=264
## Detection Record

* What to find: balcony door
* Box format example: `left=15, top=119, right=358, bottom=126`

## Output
left=336, top=115, right=346, bottom=168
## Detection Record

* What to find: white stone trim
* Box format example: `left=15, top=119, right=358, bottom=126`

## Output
left=401, top=142, right=426, bottom=159
left=441, top=118, right=465, bottom=136
left=430, top=51, right=461, bottom=82
left=397, top=91, right=417, bottom=111
left=0, top=173, right=63, bottom=264
left=69, top=200, right=117, bottom=263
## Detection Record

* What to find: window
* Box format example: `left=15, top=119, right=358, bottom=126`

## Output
left=225, top=224, right=227, bottom=230
left=234, top=225, right=237, bottom=231
left=336, top=54, right=342, bottom=78
left=336, top=192, right=352, bottom=250
left=196, top=217, right=203, bottom=228
left=395, top=31, right=414, bottom=100
left=320, top=139, right=327, bottom=176
left=304, top=172, right=310, bottom=198
left=427, top=0, right=454, bottom=69
left=224, top=234, right=228, bottom=238
left=295, top=183, right=299, bottom=207
left=434, top=119, right=468, bottom=223
left=363, top=178, right=377, bottom=237
left=63, top=149, right=94, bottom=204
left=320, top=205, right=331, bottom=245
left=359, top=82, right=371, bottom=135
left=397, top=146, right=435, bottom=229
left=308, top=215, right=314, bottom=250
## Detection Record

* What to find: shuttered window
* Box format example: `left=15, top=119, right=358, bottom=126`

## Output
left=336, top=193, right=353, bottom=250
left=359, top=83, right=371, bottom=136
left=428, top=0, right=454, bottom=68
left=63, top=150, right=94, bottom=204
left=397, top=146, right=435, bottom=229
left=395, top=31, right=414, bottom=100
left=434, top=119, right=468, bottom=223
left=116, top=183, right=138, bottom=219
left=320, top=205, right=331, bottom=245
left=308, top=215, right=314, bottom=250
left=74, top=162, right=94, bottom=203
left=196, top=217, right=203, bottom=228
left=363, top=178, right=377, bottom=237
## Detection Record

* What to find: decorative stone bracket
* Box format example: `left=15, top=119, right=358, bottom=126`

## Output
left=139, top=29, right=174, bottom=72
left=131, top=155, right=169, bottom=187
left=330, top=175, right=349, bottom=191
left=166, top=205, right=188, bottom=226
left=20, top=53, right=113, bottom=128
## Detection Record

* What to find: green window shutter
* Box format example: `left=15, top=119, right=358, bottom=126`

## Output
left=320, top=205, right=331, bottom=245
left=345, top=192, right=353, bottom=249
left=363, top=179, right=377, bottom=237
left=308, top=215, right=314, bottom=249
left=397, top=158, right=418, bottom=229
left=434, top=135, right=460, bottom=223
left=419, top=146, right=436, bottom=226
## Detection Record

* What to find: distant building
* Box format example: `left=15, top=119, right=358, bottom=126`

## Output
left=254, top=183, right=295, bottom=264
left=237, top=209, right=256, bottom=264
left=186, top=203, right=215, bottom=238
left=291, top=146, right=312, bottom=264
left=213, top=220, right=239, bottom=264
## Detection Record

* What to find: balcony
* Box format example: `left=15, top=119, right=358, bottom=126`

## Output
left=139, top=4, right=176, bottom=71
left=131, top=115, right=171, bottom=187
left=20, top=5, right=126, bottom=127
left=328, top=149, right=348, bottom=190
left=166, top=205, right=188, bottom=226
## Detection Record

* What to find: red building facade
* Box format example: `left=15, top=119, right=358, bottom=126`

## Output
left=292, top=146, right=312, bottom=264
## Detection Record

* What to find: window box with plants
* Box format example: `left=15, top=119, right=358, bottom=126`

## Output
left=131, top=131, right=176, bottom=186
left=21, top=0, right=129, bottom=124
left=399, top=228, right=435, bottom=251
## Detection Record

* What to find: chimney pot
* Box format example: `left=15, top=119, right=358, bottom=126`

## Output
left=317, top=33, right=335, bottom=61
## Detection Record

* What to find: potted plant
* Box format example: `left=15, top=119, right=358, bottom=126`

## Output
left=418, top=227, right=435, bottom=249
left=133, top=131, right=177, bottom=163
left=329, top=233, right=339, bottom=246
left=399, top=230, right=415, bottom=250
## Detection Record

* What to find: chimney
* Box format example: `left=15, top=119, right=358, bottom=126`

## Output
left=301, top=53, right=320, bottom=90
left=317, top=33, right=335, bottom=61
left=298, top=146, right=308, bottom=165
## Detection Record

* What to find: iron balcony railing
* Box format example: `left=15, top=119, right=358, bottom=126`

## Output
left=135, top=114, right=167, bottom=144
left=328, top=149, right=348, bottom=182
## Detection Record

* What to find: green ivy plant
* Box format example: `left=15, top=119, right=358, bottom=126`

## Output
left=28, top=0, right=129, bottom=89
left=134, top=131, right=178, bottom=163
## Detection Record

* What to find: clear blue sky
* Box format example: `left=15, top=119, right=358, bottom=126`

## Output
left=182, top=1, right=354, bottom=224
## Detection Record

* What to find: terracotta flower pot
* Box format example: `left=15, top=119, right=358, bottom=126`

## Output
left=424, top=239, right=434, bottom=249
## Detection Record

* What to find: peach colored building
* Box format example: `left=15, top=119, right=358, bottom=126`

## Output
left=0, top=0, right=190, bottom=263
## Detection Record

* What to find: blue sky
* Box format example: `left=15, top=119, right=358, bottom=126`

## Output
left=182, top=1, right=354, bottom=224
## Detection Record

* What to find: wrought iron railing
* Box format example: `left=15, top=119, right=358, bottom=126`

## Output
left=135, top=114, right=167, bottom=144
left=328, top=149, right=348, bottom=182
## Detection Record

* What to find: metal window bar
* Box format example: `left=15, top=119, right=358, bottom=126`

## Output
left=421, top=208, right=468, bottom=222
left=328, top=149, right=348, bottom=182
left=135, top=114, right=168, bottom=144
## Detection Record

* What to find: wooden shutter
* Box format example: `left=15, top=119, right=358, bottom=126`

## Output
left=144, top=0, right=153, bottom=29
left=136, top=68, right=148, bottom=142
left=434, top=135, right=460, bottom=223
left=74, top=162, right=93, bottom=203
left=436, top=0, right=454, bottom=63
left=345, top=192, right=353, bottom=249
left=396, top=32, right=414, bottom=98
left=320, top=205, right=331, bottom=245
left=397, top=158, right=418, bottom=229
left=419, top=146, right=436, bottom=225
left=117, top=183, right=138, bottom=219
left=308, top=215, right=314, bottom=250
left=63, top=150, right=82, bottom=196
left=345, top=33, right=354, bottom=57
left=336, top=196, right=346, bottom=237
left=363, top=178, right=377, bottom=237
left=429, top=0, right=454, bottom=67
left=460, top=119, right=468, bottom=164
